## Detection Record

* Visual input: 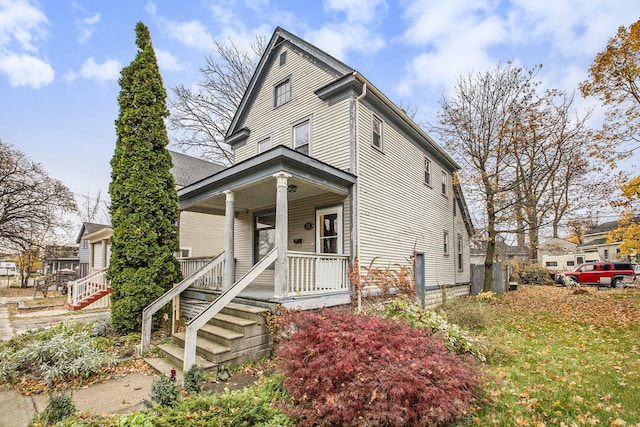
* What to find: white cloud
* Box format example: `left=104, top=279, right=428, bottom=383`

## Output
left=79, top=57, right=121, bottom=82
left=75, top=11, right=100, bottom=44
left=397, top=0, right=640, bottom=101
left=155, top=48, right=184, bottom=72
left=0, top=53, right=53, bottom=88
left=305, top=0, right=387, bottom=60
left=0, top=0, right=48, bottom=52
left=324, top=0, right=386, bottom=25
left=307, top=23, right=385, bottom=61
left=159, top=18, right=215, bottom=50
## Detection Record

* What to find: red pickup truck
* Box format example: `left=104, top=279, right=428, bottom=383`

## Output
left=554, top=262, right=635, bottom=288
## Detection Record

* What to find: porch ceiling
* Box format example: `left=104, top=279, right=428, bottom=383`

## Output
left=178, top=146, right=357, bottom=215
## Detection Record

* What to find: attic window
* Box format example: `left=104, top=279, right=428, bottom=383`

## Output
left=274, top=77, right=291, bottom=107
left=280, top=51, right=287, bottom=66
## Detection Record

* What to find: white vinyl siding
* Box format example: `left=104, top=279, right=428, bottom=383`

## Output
left=233, top=192, right=350, bottom=287
left=233, top=42, right=350, bottom=171
left=179, top=211, right=225, bottom=258
left=356, top=107, right=459, bottom=287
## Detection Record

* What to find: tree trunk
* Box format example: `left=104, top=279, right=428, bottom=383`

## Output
left=483, top=191, right=497, bottom=292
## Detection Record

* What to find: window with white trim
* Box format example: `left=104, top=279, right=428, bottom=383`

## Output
left=176, top=247, right=191, bottom=258
left=424, top=157, right=431, bottom=186
left=444, top=231, right=449, bottom=255
left=441, top=170, right=448, bottom=195
left=372, top=115, right=383, bottom=150
left=274, top=78, right=291, bottom=107
left=293, top=120, right=310, bottom=155
left=258, top=137, right=271, bottom=153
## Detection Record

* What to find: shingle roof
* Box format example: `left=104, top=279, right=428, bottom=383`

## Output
left=169, top=150, right=226, bottom=187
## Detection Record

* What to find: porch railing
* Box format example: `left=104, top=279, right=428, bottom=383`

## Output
left=183, top=247, right=277, bottom=371
left=141, top=252, right=225, bottom=352
left=287, top=251, right=350, bottom=295
left=67, top=268, right=110, bottom=309
left=178, top=256, right=223, bottom=291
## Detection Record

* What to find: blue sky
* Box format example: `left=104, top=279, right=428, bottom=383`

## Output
left=1, top=0, right=640, bottom=214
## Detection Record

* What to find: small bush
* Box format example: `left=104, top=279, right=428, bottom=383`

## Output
left=275, top=309, right=480, bottom=427
left=376, top=297, right=487, bottom=361
left=439, top=296, right=492, bottom=331
left=153, top=375, right=293, bottom=426
left=30, top=391, right=76, bottom=426
left=147, top=374, right=180, bottom=407
left=182, top=364, right=204, bottom=394
left=516, top=263, right=553, bottom=285
left=0, top=324, right=116, bottom=386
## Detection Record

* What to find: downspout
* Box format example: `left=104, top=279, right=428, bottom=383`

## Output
left=355, top=77, right=366, bottom=264
left=354, top=75, right=366, bottom=311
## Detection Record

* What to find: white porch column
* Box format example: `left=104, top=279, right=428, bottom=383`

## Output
left=223, top=190, right=235, bottom=290
left=274, top=172, right=291, bottom=298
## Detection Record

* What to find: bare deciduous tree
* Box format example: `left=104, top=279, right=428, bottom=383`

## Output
left=168, top=36, right=266, bottom=164
left=433, top=63, right=539, bottom=292
left=0, top=140, right=77, bottom=251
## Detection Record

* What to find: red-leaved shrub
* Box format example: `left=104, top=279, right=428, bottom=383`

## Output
left=275, top=309, right=481, bottom=427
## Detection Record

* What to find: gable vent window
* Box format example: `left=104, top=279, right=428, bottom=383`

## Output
left=279, top=51, right=287, bottom=66
left=372, top=115, right=383, bottom=150
left=274, top=77, right=291, bottom=107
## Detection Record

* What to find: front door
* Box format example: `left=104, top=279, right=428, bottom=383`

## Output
left=315, top=206, right=343, bottom=290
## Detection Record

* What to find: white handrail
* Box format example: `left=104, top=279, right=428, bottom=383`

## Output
left=182, top=248, right=277, bottom=371
left=67, top=268, right=109, bottom=308
left=140, top=252, right=225, bottom=352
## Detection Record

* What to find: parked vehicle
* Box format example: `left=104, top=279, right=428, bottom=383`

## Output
left=554, top=262, right=635, bottom=288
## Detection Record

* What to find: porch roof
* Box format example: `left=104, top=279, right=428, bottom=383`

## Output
left=178, top=146, right=357, bottom=215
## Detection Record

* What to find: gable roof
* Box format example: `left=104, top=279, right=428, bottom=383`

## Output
left=75, top=222, right=111, bottom=243
left=169, top=150, right=226, bottom=188
left=586, top=217, right=640, bottom=236
left=226, top=27, right=459, bottom=172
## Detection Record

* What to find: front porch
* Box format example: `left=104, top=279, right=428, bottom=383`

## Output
left=178, top=145, right=357, bottom=309
left=177, top=250, right=351, bottom=311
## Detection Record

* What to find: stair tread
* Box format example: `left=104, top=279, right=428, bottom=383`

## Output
left=213, top=312, right=256, bottom=326
left=158, top=342, right=220, bottom=367
left=200, top=323, right=244, bottom=340
left=172, top=332, right=231, bottom=355
left=225, top=301, right=270, bottom=314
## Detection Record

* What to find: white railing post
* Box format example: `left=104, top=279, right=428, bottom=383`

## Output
left=140, top=253, right=225, bottom=353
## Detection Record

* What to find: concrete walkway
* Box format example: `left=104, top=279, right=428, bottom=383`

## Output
left=0, top=296, right=110, bottom=341
left=0, top=298, right=157, bottom=426
left=0, top=373, right=156, bottom=427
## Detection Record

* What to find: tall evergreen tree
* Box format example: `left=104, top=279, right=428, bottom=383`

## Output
left=108, top=22, right=182, bottom=333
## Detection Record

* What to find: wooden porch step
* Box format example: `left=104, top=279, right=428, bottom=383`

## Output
left=69, top=288, right=112, bottom=310
left=222, top=302, right=270, bottom=321
left=155, top=342, right=218, bottom=372
left=172, top=332, right=237, bottom=365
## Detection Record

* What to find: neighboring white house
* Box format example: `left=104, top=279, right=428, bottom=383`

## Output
left=178, top=27, right=474, bottom=308
left=76, top=222, right=112, bottom=278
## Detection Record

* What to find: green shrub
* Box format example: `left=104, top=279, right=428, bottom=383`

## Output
left=147, top=374, right=180, bottom=407
left=375, top=297, right=487, bottom=362
left=153, top=375, right=293, bottom=426
left=29, top=391, right=76, bottom=426
left=183, top=364, right=204, bottom=394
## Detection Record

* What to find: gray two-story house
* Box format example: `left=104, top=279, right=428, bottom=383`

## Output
left=177, top=27, right=474, bottom=309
